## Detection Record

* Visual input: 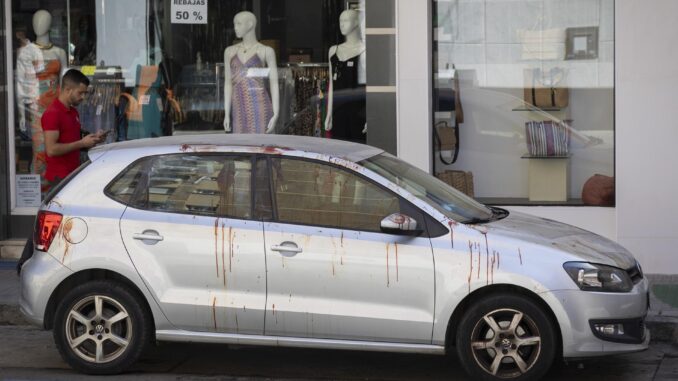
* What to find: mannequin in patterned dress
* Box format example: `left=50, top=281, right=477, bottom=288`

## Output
left=17, top=10, right=67, bottom=181
left=223, top=11, right=279, bottom=134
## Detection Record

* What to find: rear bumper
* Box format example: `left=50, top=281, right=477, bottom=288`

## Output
left=19, top=251, right=72, bottom=328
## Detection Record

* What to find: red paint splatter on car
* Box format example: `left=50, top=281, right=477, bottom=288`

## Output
left=214, top=218, right=220, bottom=278
left=229, top=227, right=234, bottom=272
left=61, top=219, right=74, bottom=263
left=221, top=222, right=226, bottom=287
left=386, top=243, right=390, bottom=287
left=448, top=220, right=457, bottom=249
left=395, top=243, right=399, bottom=282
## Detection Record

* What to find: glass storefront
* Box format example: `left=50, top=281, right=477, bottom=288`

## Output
left=432, top=0, right=615, bottom=206
left=8, top=0, right=373, bottom=211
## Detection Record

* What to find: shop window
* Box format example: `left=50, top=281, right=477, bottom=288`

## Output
left=9, top=0, right=380, bottom=212
left=271, top=158, right=400, bottom=231
left=432, top=0, right=615, bottom=206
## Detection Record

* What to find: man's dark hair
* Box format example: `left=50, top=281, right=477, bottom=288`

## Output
left=61, top=69, right=90, bottom=89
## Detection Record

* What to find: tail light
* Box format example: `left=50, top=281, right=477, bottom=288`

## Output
left=34, top=211, right=63, bottom=251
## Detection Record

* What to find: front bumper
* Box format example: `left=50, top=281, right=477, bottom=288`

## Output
left=542, top=277, right=650, bottom=358
left=19, top=250, right=72, bottom=328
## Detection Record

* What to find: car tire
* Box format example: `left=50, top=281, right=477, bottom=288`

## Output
left=455, top=293, right=557, bottom=381
left=53, top=280, right=151, bottom=374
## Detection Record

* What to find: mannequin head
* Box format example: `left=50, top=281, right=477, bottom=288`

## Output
left=233, top=11, right=257, bottom=39
left=32, top=10, right=53, bottom=37
left=339, top=10, right=360, bottom=36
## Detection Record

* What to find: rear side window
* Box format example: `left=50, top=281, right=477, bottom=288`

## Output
left=106, top=160, right=146, bottom=205
left=106, top=154, right=254, bottom=219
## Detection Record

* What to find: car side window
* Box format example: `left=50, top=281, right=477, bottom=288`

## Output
left=108, top=154, right=254, bottom=219
left=143, top=155, right=253, bottom=218
left=271, top=158, right=400, bottom=232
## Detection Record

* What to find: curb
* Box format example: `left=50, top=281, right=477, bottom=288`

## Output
left=0, top=304, right=30, bottom=326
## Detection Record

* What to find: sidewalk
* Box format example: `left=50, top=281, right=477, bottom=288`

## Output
left=1, top=260, right=677, bottom=342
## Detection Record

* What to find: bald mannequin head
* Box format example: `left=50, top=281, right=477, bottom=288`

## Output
left=339, top=10, right=360, bottom=36
left=234, top=11, right=257, bottom=38
left=32, top=9, right=53, bottom=37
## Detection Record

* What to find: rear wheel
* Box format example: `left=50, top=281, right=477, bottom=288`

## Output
left=456, top=293, right=556, bottom=381
left=53, top=280, right=151, bottom=374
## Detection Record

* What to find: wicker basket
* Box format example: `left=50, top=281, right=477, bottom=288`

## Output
left=437, top=170, right=474, bottom=197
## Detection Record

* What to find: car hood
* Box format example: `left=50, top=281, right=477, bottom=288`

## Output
left=482, top=211, right=636, bottom=269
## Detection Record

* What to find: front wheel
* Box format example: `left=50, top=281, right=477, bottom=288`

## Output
left=456, top=293, right=557, bottom=381
left=53, top=280, right=151, bottom=374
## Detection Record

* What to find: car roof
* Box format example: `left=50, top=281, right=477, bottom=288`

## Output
left=92, top=134, right=384, bottom=163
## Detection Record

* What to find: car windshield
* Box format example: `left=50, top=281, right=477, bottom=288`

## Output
left=360, top=153, right=494, bottom=223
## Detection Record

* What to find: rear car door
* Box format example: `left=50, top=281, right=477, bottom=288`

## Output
left=262, top=157, right=435, bottom=344
left=115, top=153, right=267, bottom=333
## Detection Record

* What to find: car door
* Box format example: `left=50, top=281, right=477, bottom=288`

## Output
left=117, top=153, right=267, bottom=334
left=262, top=156, right=435, bottom=344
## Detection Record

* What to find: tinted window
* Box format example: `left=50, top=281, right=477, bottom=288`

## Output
left=271, top=158, right=400, bottom=231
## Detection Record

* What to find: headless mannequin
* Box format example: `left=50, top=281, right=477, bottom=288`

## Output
left=223, top=11, right=279, bottom=134
left=18, top=10, right=67, bottom=178
left=325, top=10, right=367, bottom=138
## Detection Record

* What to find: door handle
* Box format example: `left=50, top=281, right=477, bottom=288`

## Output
left=271, top=242, right=303, bottom=256
left=133, top=231, right=164, bottom=244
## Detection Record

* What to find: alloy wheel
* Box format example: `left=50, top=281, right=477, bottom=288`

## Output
left=65, top=295, right=133, bottom=364
left=469, top=308, right=542, bottom=378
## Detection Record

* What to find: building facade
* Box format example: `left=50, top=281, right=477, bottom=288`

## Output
left=1, top=0, right=676, bottom=273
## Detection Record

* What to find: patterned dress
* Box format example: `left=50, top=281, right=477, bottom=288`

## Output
left=229, top=54, right=273, bottom=134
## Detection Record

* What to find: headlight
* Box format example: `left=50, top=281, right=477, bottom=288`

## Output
left=563, top=262, right=633, bottom=292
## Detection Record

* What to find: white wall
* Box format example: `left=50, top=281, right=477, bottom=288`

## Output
left=616, top=0, right=678, bottom=274
left=396, top=0, right=432, bottom=172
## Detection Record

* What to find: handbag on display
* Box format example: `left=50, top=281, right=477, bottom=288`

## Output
left=524, top=120, right=571, bottom=157
left=523, top=68, right=569, bottom=108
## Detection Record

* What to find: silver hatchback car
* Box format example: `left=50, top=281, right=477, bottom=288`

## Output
left=20, top=135, right=649, bottom=380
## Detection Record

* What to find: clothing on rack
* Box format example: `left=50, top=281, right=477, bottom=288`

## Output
left=77, top=67, right=123, bottom=144
left=285, top=65, right=329, bottom=137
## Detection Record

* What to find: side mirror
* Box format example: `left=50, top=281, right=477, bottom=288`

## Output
left=380, top=213, right=423, bottom=236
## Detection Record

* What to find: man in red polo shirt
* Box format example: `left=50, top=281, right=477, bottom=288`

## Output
left=42, top=69, right=104, bottom=189
left=17, top=69, right=104, bottom=275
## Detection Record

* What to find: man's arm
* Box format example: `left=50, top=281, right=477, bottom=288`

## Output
left=44, top=130, right=102, bottom=157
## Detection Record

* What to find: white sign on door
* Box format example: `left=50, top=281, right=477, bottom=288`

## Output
left=171, top=0, right=208, bottom=24
left=16, top=174, right=41, bottom=208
